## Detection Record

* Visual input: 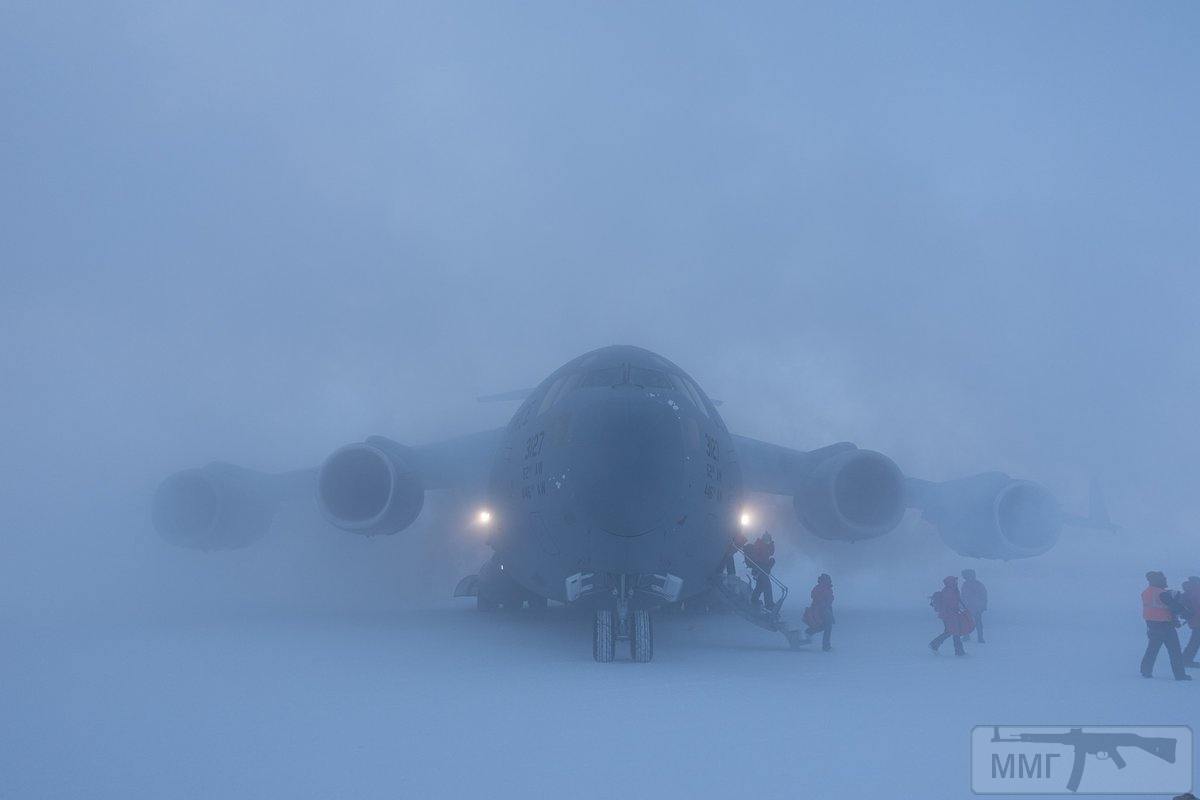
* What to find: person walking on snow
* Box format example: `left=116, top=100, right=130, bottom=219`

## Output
left=961, top=569, right=988, bottom=644
left=929, top=576, right=973, bottom=656
left=1177, top=576, right=1200, bottom=668
left=802, top=573, right=835, bottom=651
left=1140, top=570, right=1191, bottom=681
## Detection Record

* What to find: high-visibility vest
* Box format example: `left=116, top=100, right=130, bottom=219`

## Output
left=1142, top=586, right=1173, bottom=622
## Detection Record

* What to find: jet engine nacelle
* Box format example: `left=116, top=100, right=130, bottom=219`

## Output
left=317, top=436, right=425, bottom=536
left=152, top=463, right=280, bottom=550
left=793, top=449, right=906, bottom=541
left=920, top=473, right=1061, bottom=559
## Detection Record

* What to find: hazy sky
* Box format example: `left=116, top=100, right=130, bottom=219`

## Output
left=2, top=2, right=1198, bottom=610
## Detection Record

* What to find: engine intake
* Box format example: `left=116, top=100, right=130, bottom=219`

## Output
left=152, top=463, right=278, bottom=550
left=921, top=473, right=1061, bottom=559
left=317, top=437, right=424, bottom=536
left=793, top=449, right=906, bottom=541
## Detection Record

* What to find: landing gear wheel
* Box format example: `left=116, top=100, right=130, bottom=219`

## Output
left=592, top=610, right=615, bottom=663
left=631, top=609, right=653, bottom=663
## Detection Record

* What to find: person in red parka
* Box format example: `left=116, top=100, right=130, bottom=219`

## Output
left=802, top=573, right=835, bottom=651
left=1182, top=576, right=1200, bottom=669
left=929, top=576, right=972, bottom=656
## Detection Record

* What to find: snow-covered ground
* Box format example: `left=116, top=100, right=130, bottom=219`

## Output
left=4, top=567, right=1195, bottom=800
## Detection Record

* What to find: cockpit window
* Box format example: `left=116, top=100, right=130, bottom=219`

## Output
left=628, top=367, right=673, bottom=389
left=537, top=375, right=567, bottom=415
left=580, top=366, right=624, bottom=388
left=672, top=375, right=710, bottom=418
left=576, top=364, right=706, bottom=419
left=538, top=372, right=581, bottom=414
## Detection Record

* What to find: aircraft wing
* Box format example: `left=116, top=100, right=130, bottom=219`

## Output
left=153, top=428, right=506, bottom=551
left=732, top=435, right=860, bottom=496
left=731, top=434, right=1067, bottom=560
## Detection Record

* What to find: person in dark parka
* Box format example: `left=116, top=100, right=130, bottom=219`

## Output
left=747, top=532, right=776, bottom=610
left=717, top=530, right=748, bottom=577
left=961, top=569, right=988, bottom=644
left=803, top=573, right=835, bottom=651
left=1181, top=576, right=1200, bottom=668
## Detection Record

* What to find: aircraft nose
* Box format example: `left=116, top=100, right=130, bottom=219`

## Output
left=572, top=396, right=686, bottom=537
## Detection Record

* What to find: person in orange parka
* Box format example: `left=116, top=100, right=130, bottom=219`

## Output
left=802, top=574, right=835, bottom=651
left=1140, top=570, right=1190, bottom=681
left=929, top=575, right=972, bottom=656
left=1182, top=576, right=1200, bottom=669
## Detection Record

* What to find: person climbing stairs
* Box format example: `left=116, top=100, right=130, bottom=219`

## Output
left=709, top=543, right=805, bottom=649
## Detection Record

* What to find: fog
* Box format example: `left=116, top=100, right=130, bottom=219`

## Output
left=3, top=3, right=1198, bottom=798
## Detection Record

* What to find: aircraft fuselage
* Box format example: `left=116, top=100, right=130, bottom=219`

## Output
left=485, top=346, right=743, bottom=606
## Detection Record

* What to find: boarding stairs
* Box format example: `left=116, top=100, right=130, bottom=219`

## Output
left=709, top=545, right=806, bottom=649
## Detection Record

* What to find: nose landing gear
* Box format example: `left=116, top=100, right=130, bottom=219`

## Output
left=630, top=608, right=653, bottom=662
left=593, top=609, right=615, bottom=662
left=591, top=576, right=655, bottom=663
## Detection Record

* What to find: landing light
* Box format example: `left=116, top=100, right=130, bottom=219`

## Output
left=739, top=510, right=753, bottom=528
left=476, top=508, right=493, bottom=526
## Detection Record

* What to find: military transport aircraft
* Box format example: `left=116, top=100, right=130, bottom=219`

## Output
left=153, top=345, right=1091, bottom=662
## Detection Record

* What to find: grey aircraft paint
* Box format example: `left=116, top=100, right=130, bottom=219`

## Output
left=485, top=345, right=742, bottom=605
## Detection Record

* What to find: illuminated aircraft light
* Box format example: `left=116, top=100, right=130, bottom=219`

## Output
left=739, top=510, right=753, bottom=528
left=477, top=509, right=493, bottom=525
